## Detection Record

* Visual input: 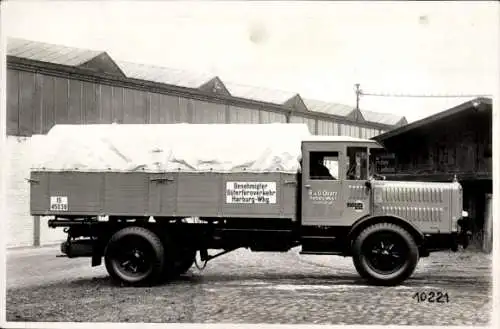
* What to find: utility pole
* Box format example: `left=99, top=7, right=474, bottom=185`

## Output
left=355, top=83, right=361, bottom=111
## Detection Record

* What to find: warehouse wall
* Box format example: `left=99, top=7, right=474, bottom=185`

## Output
left=290, top=115, right=317, bottom=134
left=8, top=69, right=288, bottom=135
left=7, top=68, right=390, bottom=137
left=6, top=136, right=66, bottom=248
left=5, top=67, right=389, bottom=248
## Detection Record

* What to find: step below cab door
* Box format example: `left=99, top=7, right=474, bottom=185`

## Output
left=301, top=141, right=345, bottom=226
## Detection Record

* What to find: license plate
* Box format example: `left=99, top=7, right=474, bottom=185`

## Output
left=50, top=196, right=68, bottom=211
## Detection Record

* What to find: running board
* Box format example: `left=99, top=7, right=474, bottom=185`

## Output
left=299, top=251, right=344, bottom=256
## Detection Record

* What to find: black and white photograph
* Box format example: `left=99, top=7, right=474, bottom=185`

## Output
left=0, top=1, right=498, bottom=328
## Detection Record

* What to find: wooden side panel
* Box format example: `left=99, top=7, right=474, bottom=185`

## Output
left=281, top=173, right=298, bottom=220
left=43, top=172, right=103, bottom=215
left=111, top=86, right=124, bottom=123
left=68, top=79, right=83, bottom=125
left=32, top=171, right=295, bottom=219
left=41, top=75, right=55, bottom=134
left=149, top=173, right=177, bottom=215
left=176, top=173, right=221, bottom=216
left=29, top=172, right=50, bottom=215
left=7, top=69, right=20, bottom=135
left=54, top=77, right=69, bottom=125
left=191, top=100, right=226, bottom=123
left=100, top=84, right=113, bottom=123
left=228, top=106, right=260, bottom=123
left=104, top=173, right=149, bottom=215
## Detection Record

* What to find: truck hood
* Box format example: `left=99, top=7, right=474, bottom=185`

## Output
left=369, top=179, right=463, bottom=233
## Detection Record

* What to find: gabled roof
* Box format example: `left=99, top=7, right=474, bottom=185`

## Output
left=302, top=98, right=369, bottom=122
left=303, top=98, right=356, bottom=117
left=7, top=37, right=407, bottom=129
left=198, top=77, right=231, bottom=96
left=78, top=52, right=126, bottom=77
left=373, top=97, right=492, bottom=142
left=115, top=60, right=214, bottom=88
left=284, top=95, right=308, bottom=111
left=225, top=82, right=297, bottom=105
left=7, top=38, right=104, bottom=67
left=361, top=110, right=408, bottom=126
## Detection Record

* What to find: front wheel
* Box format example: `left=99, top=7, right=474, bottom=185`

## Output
left=352, top=223, right=419, bottom=286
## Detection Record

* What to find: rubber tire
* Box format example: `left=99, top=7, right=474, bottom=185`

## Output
left=104, top=226, right=165, bottom=286
left=162, top=246, right=196, bottom=280
left=173, top=249, right=196, bottom=275
left=352, top=223, right=419, bottom=286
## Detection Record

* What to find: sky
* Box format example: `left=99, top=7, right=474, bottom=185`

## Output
left=2, top=0, right=498, bottom=122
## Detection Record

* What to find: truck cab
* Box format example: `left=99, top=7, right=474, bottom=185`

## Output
left=301, top=136, right=381, bottom=227
left=299, top=136, right=470, bottom=285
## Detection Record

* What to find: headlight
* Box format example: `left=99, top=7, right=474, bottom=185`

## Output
left=462, top=211, right=469, bottom=217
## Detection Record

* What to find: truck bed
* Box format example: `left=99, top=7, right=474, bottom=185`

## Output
left=29, top=171, right=298, bottom=220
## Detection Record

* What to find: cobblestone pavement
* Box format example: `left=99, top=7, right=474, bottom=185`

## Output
left=6, top=246, right=492, bottom=325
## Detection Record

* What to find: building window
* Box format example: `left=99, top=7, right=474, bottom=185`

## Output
left=309, top=151, right=339, bottom=180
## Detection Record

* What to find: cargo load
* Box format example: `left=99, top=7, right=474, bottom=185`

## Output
left=31, top=123, right=312, bottom=173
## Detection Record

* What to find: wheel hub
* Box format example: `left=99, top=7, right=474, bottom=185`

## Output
left=364, top=233, right=407, bottom=274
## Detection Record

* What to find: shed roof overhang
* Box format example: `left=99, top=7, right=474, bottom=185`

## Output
left=372, top=97, right=492, bottom=144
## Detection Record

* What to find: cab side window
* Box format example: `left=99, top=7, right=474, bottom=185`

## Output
left=346, top=147, right=368, bottom=180
left=309, top=151, right=339, bottom=180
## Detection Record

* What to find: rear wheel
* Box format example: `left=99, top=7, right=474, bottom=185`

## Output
left=104, top=226, right=164, bottom=286
left=352, top=223, right=419, bottom=286
left=173, top=249, right=196, bottom=275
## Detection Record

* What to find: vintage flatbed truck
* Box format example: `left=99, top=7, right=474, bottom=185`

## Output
left=29, top=123, right=471, bottom=286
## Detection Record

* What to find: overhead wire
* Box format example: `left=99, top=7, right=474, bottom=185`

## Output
left=359, top=91, right=491, bottom=98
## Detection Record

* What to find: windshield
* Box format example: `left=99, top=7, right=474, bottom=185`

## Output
left=369, top=149, right=396, bottom=177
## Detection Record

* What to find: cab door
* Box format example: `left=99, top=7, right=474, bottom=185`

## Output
left=342, top=146, right=371, bottom=223
left=301, top=142, right=345, bottom=226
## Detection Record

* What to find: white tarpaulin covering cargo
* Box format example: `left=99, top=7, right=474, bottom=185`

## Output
left=31, top=123, right=312, bottom=174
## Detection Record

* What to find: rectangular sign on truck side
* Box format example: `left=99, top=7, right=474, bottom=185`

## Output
left=226, top=182, right=277, bottom=204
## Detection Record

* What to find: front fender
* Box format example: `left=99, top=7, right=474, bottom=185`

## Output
left=348, top=214, right=425, bottom=246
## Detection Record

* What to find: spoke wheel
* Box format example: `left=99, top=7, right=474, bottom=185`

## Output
left=363, top=232, right=408, bottom=274
left=352, top=223, right=419, bottom=286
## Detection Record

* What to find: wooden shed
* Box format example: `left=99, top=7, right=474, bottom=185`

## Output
left=373, top=98, right=493, bottom=252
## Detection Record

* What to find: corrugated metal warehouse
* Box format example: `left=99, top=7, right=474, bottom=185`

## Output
left=5, top=38, right=407, bottom=248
